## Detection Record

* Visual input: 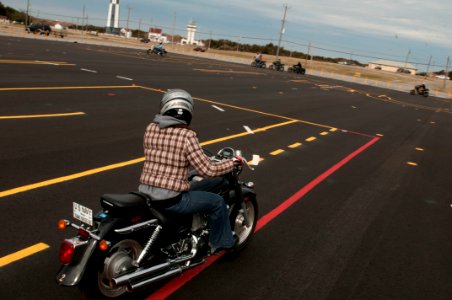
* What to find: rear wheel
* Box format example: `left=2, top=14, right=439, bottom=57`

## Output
left=230, top=197, right=258, bottom=250
left=80, top=239, right=143, bottom=299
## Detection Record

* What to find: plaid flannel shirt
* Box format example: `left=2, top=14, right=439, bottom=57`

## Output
left=140, top=123, right=234, bottom=192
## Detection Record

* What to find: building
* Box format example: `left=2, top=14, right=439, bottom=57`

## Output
left=368, top=59, right=417, bottom=75
left=106, top=0, right=120, bottom=33
left=180, top=20, right=204, bottom=46
left=147, top=28, right=168, bottom=43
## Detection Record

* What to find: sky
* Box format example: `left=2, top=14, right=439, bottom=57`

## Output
left=3, top=0, right=451, bottom=71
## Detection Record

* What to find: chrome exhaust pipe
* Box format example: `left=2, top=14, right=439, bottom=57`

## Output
left=112, top=253, right=195, bottom=286
left=129, top=268, right=182, bottom=290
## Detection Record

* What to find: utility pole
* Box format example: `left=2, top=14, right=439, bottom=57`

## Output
left=443, top=56, right=450, bottom=89
left=305, top=42, right=311, bottom=67
left=25, top=0, right=30, bottom=28
left=425, top=55, right=432, bottom=78
left=276, top=3, right=288, bottom=59
left=126, top=5, right=132, bottom=30
left=171, top=12, right=176, bottom=45
left=403, top=49, right=411, bottom=69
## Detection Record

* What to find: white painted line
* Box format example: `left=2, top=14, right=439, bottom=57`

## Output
left=211, top=105, right=225, bottom=112
left=116, top=75, right=133, bottom=81
left=81, top=68, right=98, bottom=73
left=243, top=125, right=254, bottom=134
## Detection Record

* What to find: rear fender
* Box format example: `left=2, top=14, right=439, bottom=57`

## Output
left=55, top=217, right=122, bottom=286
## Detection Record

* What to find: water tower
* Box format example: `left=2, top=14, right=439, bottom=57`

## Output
left=186, top=20, right=197, bottom=45
left=106, top=0, right=120, bottom=33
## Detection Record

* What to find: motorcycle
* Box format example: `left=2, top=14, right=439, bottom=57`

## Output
left=251, top=60, right=266, bottom=68
left=409, top=84, right=429, bottom=97
left=56, top=147, right=259, bottom=299
left=288, top=65, right=306, bottom=75
left=147, top=46, right=167, bottom=56
left=268, top=61, right=285, bottom=72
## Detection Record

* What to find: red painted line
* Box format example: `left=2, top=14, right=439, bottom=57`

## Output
left=147, top=136, right=380, bottom=300
left=256, top=136, right=379, bottom=230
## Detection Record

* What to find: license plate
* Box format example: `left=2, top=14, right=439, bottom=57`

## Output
left=73, top=202, right=93, bottom=226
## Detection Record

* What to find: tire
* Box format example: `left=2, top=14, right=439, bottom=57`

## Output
left=230, top=196, right=258, bottom=251
left=146, top=49, right=152, bottom=55
left=80, top=239, right=143, bottom=299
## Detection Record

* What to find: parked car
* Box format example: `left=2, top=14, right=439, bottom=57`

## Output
left=435, top=75, right=450, bottom=80
left=140, top=38, right=150, bottom=43
left=26, top=23, right=51, bottom=35
left=193, top=46, right=207, bottom=52
left=397, top=68, right=411, bottom=74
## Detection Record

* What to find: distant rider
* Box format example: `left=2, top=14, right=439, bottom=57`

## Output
left=255, top=52, right=263, bottom=63
left=154, top=42, right=165, bottom=53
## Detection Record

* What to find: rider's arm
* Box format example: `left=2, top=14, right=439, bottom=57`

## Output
left=185, top=132, right=234, bottom=177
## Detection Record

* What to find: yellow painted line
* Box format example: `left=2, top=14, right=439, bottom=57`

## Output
left=0, top=85, right=139, bottom=92
left=0, top=157, right=145, bottom=198
left=201, top=120, right=298, bottom=146
left=0, top=59, right=73, bottom=66
left=0, top=112, right=85, bottom=119
left=407, top=162, right=418, bottom=166
left=193, top=68, right=263, bottom=75
left=288, top=142, right=302, bottom=148
left=270, top=149, right=285, bottom=156
left=320, top=131, right=329, bottom=136
left=329, top=128, right=337, bottom=132
left=305, top=137, right=317, bottom=142
left=415, top=148, right=424, bottom=151
left=0, top=120, right=296, bottom=198
left=0, top=243, right=49, bottom=267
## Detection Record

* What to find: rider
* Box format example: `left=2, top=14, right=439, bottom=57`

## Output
left=273, top=58, right=283, bottom=69
left=415, top=82, right=427, bottom=93
left=139, top=89, right=242, bottom=253
left=255, top=52, right=263, bottom=63
left=154, top=41, right=165, bottom=53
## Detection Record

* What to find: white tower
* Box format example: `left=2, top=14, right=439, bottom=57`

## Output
left=186, top=20, right=196, bottom=45
left=106, top=0, right=120, bottom=33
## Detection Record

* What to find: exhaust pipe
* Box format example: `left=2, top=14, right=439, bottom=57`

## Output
left=129, top=268, right=182, bottom=290
left=112, top=253, right=196, bottom=286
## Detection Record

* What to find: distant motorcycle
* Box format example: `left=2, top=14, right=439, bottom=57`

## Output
left=147, top=47, right=167, bottom=56
left=409, top=84, right=429, bottom=97
left=288, top=64, right=306, bottom=75
left=251, top=60, right=266, bottom=68
left=268, top=61, right=285, bottom=72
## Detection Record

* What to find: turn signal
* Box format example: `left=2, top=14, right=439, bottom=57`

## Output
left=57, top=219, right=68, bottom=230
left=99, top=240, right=110, bottom=251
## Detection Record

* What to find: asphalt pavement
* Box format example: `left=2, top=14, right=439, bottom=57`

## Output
left=0, top=35, right=451, bottom=300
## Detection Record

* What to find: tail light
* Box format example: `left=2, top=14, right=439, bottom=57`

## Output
left=59, top=240, right=74, bottom=265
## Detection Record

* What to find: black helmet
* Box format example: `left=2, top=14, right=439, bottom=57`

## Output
left=160, top=89, right=194, bottom=125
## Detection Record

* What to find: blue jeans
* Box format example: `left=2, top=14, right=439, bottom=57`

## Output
left=164, top=189, right=235, bottom=249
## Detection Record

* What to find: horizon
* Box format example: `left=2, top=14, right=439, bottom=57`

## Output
left=2, top=0, right=451, bottom=72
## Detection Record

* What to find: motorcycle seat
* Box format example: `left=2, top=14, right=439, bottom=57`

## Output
left=100, top=192, right=150, bottom=210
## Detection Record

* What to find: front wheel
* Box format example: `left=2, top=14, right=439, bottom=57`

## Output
left=230, top=197, right=258, bottom=251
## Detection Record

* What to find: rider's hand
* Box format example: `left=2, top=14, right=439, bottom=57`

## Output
left=233, top=156, right=245, bottom=168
